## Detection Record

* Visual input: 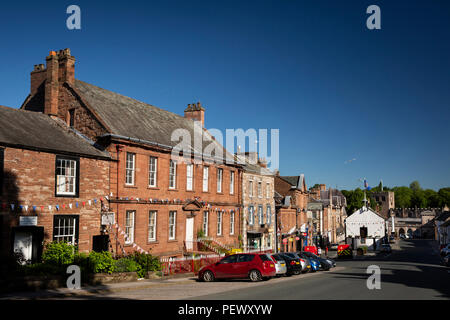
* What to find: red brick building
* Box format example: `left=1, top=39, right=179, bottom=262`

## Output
left=0, top=105, right=111, bottom=264
left=21, top=49, right=242, bottom=259
left=274, top=174, right=309, bottom=252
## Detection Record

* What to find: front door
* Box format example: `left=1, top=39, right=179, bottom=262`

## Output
left=185, top=216, right=194, bottom=250
left=14, top=232, right=33, bottom=264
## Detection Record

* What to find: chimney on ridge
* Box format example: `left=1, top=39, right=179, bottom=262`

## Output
left=184, top=102, right=205, bottom=127
left=30, top=49, right=75, bottom=116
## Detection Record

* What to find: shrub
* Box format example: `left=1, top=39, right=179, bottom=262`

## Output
left=41, top=241, right=75, bottom=266
left=88, top=251, right=116, bottom=274
left=17, top=263, right=64, bottom=276
left=114, top=257, right=142, bottom=274
left=130, top=252, right=161, bottom=278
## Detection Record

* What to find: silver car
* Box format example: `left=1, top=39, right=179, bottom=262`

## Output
left=269, top=254, right=287, bottom=276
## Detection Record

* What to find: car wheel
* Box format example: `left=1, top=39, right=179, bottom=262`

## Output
left=202, top=270, right=215, bottom=282
left=249, top=269, right=262, bottom=282
left=293, top=270, right=301, bottom=275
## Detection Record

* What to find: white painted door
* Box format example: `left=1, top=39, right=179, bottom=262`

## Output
left=185, top=217, right=194, bottom=250
left=14, top=232, right=33, bottom=264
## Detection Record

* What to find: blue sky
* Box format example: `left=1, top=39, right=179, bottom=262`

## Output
left=0, top=0, right=449, bottom=190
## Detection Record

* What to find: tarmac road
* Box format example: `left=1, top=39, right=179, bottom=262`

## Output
left=2, top=239, right=448, bottom=300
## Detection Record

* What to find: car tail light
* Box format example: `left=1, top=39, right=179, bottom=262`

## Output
left=300, top=259, right=305, bottom=263
left=290, top=261, right=296, bottom=265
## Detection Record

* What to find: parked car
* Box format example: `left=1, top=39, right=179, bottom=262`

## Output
left=278, top=253, right=303, bottom=275
left=399, top=234, right=406, bottom=239
left=440, top=244, right=450, bottom=257
left=198, top=253, right=276, bottom=282
left=297, top=252, right=320, bottom=272
left=269, top=253, right=287, bottom=276
left=443, top=254, right=450, bottom=267
left=380, top=244, right=392, bottom=253
left=300, top=251, right=334, bottom=270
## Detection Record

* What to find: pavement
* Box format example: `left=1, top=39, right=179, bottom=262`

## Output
left=1, top=239, right=447, bottom=300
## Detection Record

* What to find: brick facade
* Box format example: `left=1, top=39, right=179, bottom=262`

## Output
left=107, top=142, right=242, bottom=257
left=19, top=49, right=243, bottom=259
left=0, top=147, right=110, bottom=261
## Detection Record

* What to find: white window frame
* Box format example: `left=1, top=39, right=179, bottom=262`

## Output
left=148, top=211, right=157, bottom=242
left=230, top=171, right=235, bottom=195
left=53, top=215, right=78, bottom=245
left=203, top=166, right=209, bottom=192
left=258, top=205, right=263, bottom=225
left=169, top=211, right=176, bottom=240
left=217, top=211, right=223, bottom=236
left=125, top=210, right=135, bottom=244
left=230, top=211, right=235, bottom=235
left=249, top=206, right=254, bottom=225
left=217, top=168, right=223, bottom=193
left=266, top=205, right=271, bottom=225
left=169, top=160, right=177, bottom=189
left=203, top=211, right=209, bottom=236
left=186, top=163, right=194, bottom=191
left=149, top=156, right=157, bottom=187
left=125, top=153, right=135, bottom=186
left=56, top=158, right=77, bottom=196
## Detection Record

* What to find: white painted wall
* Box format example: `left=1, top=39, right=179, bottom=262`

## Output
left=345, top=207, right=386, bottom=238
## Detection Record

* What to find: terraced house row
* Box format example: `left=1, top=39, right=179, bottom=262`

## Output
left=0, top=49, right=344, bottom=264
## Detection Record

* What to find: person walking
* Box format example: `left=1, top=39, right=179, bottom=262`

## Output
left=317, top=247, right=322, bottom=257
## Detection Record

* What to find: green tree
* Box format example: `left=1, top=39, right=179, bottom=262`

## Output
left=392, top=186, right=413, bottom=208
left=342, top=188, right=366, bottom=215
left=438, top=188, right=450, bottom=207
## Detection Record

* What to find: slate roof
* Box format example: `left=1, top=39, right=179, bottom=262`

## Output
left=280, top=176, right=300, bottom=187
left=436, top=211, right=450, bottom=221
left=320, top=188, right=347, bottom=207
left=0, top=105, right=110, bottom=159
left=73, top=80, right=235, bottom=163
left=235, top=153, right=274, bottom=176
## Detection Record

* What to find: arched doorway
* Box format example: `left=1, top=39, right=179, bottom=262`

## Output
left=399, top=228, right=405, bottom=236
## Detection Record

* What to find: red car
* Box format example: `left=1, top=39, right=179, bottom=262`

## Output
left=198, top=253, right=276, bottom=282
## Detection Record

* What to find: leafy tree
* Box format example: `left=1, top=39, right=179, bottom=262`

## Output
left=342, top=188, right=366, bottom=215
left=423, top=189, right=440, bottom=207
left=438, top=188, right=450, bottom=207
left=392, top=186, right=413, bottom=208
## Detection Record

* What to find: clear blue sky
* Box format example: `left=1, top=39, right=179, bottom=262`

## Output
left=0, top=0, right=449, bottom=190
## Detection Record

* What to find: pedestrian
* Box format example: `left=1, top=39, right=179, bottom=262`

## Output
left=325, top=246, right=328, bottom=257
left=318, top=247, right=322, bottom=257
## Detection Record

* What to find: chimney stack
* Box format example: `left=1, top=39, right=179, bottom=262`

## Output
left=44, top=51, right=59, bottom=116
left=184, top=102, right=205, bottom=127
left=31, top=49, right=75, bottom=116
left=30, top=64, right=46, bottom=95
